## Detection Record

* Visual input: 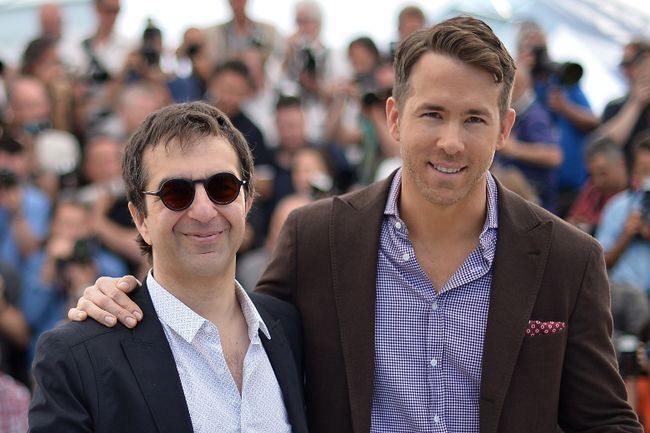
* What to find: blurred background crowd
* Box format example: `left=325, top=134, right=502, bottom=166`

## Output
left=0, top=0, right=648, bottom=431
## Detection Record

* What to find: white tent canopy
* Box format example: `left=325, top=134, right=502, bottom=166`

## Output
left=0, top=0, right=648, bottom=113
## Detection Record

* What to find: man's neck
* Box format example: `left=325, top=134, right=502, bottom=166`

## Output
left=152, top=269, right=240, bottom=326
left=399, top=176, right=488, bottom=246
left=232, top=16, right=250, bottom=34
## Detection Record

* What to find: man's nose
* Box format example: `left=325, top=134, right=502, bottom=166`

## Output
left=438, top=122, right=463, bottom=155
left=186, top=184, right=219, bottom=221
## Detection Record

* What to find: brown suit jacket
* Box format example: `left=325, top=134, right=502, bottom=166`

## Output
left=256, top=173, right=642, bottom=433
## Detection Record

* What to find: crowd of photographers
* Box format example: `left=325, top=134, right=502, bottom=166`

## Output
left=0, top=0, right=649, bottom=429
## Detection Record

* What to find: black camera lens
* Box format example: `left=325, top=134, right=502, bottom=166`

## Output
left=187, top=43, right=201, bottom=58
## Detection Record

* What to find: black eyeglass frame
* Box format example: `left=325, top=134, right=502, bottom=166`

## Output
left=142, top=172, right=248, bottom=211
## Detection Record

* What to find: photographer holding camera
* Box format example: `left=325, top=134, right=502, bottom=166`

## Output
left=324, top=38, right=399, bottom=184
left=168, top=27, right=210, bottom=102
left=596, top=131, right=650, bottom=297
left=0, top=133, right=51, bottom=270
left=517, top=21, right=600, bottom=216
left=282, top=1, right=330, bottom=99
left=20, top=199, right=127, bottom=364
left=599, top=40, right=650, bottom=167
left=58, top=0, right=134, bottom=133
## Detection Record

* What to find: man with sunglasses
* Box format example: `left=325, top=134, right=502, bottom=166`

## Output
left=29, top=102, right=307, bottom=433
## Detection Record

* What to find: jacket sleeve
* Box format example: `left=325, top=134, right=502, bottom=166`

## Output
left=558, top=242, right=642, bottom=432
left=29, top=330, right=95, bottom=433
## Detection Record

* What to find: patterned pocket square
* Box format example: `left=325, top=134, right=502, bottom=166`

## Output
left=526, top=320, right=566, bottom=337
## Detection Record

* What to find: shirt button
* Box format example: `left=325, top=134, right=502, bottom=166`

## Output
left=430, top=358, right=438, bottom=367
left=433, top=415, right=440, bottom=423
left=395, top=221, right=402, bottom=230
left=431, top=302, right=438, bottom=311
left=402, top=253, right=410, bottom=261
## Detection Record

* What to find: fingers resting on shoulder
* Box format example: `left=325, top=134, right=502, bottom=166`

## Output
left=67, top=275, right=143, bottom=328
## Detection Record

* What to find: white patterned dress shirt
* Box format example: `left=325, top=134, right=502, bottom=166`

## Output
left=147, top=273, right=291, bottom=433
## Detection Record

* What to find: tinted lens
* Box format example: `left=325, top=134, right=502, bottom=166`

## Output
left=159, top=179, right=195, bottom=211
left=205, top=172, right=242, bottom=205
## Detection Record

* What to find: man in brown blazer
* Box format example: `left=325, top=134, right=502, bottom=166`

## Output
left=70, top=16, right=641, bottom=433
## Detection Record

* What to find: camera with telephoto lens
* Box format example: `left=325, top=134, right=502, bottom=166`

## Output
left=56, top=238, right=98, bottom=269
left=186, top=43, right=201, bottom=59
left=361, top=87, right=392, bottom=108
left=530, top=46, right=583, bottom=86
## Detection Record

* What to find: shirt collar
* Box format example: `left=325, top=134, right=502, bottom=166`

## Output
left=147, top=272, right=271, bottom=344
left=383, top=168, right=499, bottom=234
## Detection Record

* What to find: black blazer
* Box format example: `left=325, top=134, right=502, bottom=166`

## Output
left=29, top=282, right=307, bottom=433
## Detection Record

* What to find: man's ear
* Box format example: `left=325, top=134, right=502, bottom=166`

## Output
left=128, top=202, right=152, bottom=246
left=244, top=192, right=253, bottom=215
left=386, top=96, right=401, bottom=142
left=496, top=108, right=516, bottom=151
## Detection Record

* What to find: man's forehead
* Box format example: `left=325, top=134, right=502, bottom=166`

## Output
left=407, top=56, right=501, bottom=108
left=143, top=137, right=239, bottom=174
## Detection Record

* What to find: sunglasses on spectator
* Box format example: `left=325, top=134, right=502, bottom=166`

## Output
left=143, top=172, right=247, bottom=211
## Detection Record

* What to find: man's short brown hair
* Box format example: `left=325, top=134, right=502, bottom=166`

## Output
left=123, top=101, right=254, bottom=257
left=392, top=15, right=516, bottom=117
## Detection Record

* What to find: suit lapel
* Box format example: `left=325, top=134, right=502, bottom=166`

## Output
left=256, top=304, right=308, bottom=433
left=330, top=177, right=393, bottom=433
left=121, top=284, right=194, bottom=433
left=479, top=185, right=554, bottom=433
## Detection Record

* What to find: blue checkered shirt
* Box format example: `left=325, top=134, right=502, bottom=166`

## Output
left=371, top=169, right=499, bottom=433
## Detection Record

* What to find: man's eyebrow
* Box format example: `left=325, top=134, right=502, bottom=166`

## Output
left=466, top=108, right=492, bottom=117
left=416, top=103, right=446, bottom=112
left=415, top=104, right=493, bottom=117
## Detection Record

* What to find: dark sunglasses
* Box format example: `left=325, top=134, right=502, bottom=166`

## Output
left=143, top=172, right=247, bottom=211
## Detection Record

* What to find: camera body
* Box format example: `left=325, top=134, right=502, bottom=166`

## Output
left=300, top=46, right=317, bottom=76
left=56, top=238, right=98, bottom=269
left=54, top=237, right=99, bottom=293
left=530, top=46, right=583, bottom=86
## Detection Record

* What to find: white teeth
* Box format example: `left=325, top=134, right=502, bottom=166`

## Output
left=434, top=165, right=462, bottom=174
